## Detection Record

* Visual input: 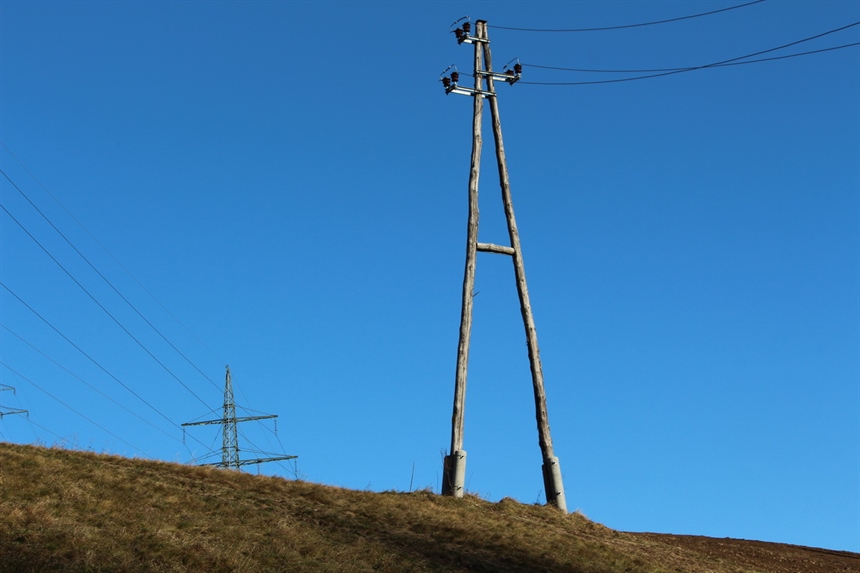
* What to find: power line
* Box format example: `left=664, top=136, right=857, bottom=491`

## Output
left=254, top=419, right=297, bottom=476
left=1, top=142, right=226, bottom=368
left=0, top=282, right=205, bottom=450
left=185, top=427, right=222, bottom=464
left=23, top=416, right=66, bottom=443
left=0, top=199, right=212, bottom=409
left=489, top=0, right=765, bottom=33
left=523, top=43, right=860, bottom=74
left=0, top=167, right=221, bottom=393
left=1, top=323, right=181, bottom=444
left=519, top=22, right=860, bottom=86
left=521, top=42, right=860, bottom=85
left=0, top=361, right=150, bottom=457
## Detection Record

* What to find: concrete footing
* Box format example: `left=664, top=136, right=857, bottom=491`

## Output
left=542, top=456, right=567, bottom=512
left=441, top=450, right=467, bottom=497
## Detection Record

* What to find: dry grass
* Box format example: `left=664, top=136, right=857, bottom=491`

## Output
left=0, top=443, right=857, bottom=573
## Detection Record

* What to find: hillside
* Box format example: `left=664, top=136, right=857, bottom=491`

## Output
left=0, top=443, right=856, bottom=573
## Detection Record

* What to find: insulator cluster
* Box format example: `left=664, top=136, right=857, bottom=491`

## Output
left=453, top=22, right=472, bottom=43
left=441, top=71, right=460, bottom=91
left=499, top=61, right=523, bottom=84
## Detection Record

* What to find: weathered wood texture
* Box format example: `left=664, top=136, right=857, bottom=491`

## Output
left=443, top=21, right=566, bottom=510
left=476, top=242, right=515, bottom=256
left=444, top=22, right=486, bottom=496
left=482, top=31, right=567, bottom=511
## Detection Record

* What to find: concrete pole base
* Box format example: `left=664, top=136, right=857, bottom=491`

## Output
left=441, top=450, right=467, bottom=497
left=542, top=456, right=568, bottom=512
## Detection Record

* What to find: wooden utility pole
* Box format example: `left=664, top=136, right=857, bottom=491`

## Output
left=441, top=20, right=567, bottom=511
left=442, top=20, right=485, bottom=498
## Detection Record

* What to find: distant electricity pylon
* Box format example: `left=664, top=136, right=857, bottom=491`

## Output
left=182, top=366, right=297, bottom=470
left=439, top=18, right=567, bottom=511
left=0, top=385, right=28, bottom=420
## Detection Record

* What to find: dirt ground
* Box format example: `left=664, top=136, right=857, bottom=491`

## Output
left=631, top=532, right=860, bottom=573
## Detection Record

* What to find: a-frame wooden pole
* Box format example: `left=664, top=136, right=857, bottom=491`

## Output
left=482, top=28, right=568, bottom=512
left=442, top=20, right=486, bottom=498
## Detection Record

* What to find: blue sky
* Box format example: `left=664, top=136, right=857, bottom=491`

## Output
left=1, top=0, right=858, bottom=553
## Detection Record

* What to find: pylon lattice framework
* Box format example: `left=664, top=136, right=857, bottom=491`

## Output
left=0, top=385, right=28, bottom=420
left=182, top=366, right=297, bottom=470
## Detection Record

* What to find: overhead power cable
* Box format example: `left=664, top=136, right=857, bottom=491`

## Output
left=490, top=0, right=765, bottom=32
left=0, top=167, right=221, bottom=393
left=1, top=323, right=181, bottom=444
left=520, top=21, right=860, bottom=85
left=0, top=282, right=208, bottom=450
left=0, top=361, right=149, bottom=456
left=1, top=142, right=226, bottom=368
left=456, top=42, right=859, bottom=86
left=21, top=416, right=66, bottom=443
left=524, top=43, right=859, bottom=73
left=0, top=198, right=211, bottom=409
left=235, top=426, right=295, bottom=475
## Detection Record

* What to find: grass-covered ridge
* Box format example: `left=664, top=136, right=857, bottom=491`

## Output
left=1, top=443, right=857, bottom=573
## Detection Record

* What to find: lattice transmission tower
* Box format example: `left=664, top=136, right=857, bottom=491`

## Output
left=183, top=366, right=296, bottom=470
left=0, top=384, right=28, bottom=420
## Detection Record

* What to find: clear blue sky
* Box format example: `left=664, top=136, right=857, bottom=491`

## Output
left=1, top=0, right=858, bottom=553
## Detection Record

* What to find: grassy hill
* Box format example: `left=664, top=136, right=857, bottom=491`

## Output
left=0, top=443, right=857, bottom=573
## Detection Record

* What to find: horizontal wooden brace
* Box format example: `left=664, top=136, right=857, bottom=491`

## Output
left=477, top=242, right=515, bottom=256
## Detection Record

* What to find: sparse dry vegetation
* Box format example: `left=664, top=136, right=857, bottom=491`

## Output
left=0, top=443, right=857, bottom=572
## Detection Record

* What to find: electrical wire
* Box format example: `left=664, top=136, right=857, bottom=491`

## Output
left=269, top=422, right=297, bottom=477
left=524, top=43, right=860, bottom=73
left=521, top=42, right=860, bottom=84
left=185, top=406, right=222, bottom=423
left=0, top=142, right=227, bottom=368
left=187, top=430, right=222, bottom=465
left=0, top=361, right=150, bottom=456
left=0, top=282, right=207, bottom=450
left=252, top=412, right=284, bottom=449
left=184, top=420, right=223, bottom=461
left=23, top=416, right=66, bottom=443
left=0, top=199, right=212, bottom=409
left=237, top=426, right=294, bottom=466
left=519, top=22, right=860, bottom=85
left=489, top=0, right=765, bottom=32
left=236, top=405, right=278, bottom=417
left=0, top=167, right=221, bottom=393
left=0, top=323, right=181, bottom=444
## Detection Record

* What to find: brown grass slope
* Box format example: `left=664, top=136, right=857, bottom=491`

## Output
left=0, top=443, right=857, bottom=573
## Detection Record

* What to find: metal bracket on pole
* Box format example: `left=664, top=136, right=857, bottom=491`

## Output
left=440, top=60, right=522, bottom=96
left=447, top=86, right=495, bottom=98
left=440, top=65, right=496, bottom=97
left=476, top=69, right=522, bottom=85
left=451, top=17, right=487, bottom=45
